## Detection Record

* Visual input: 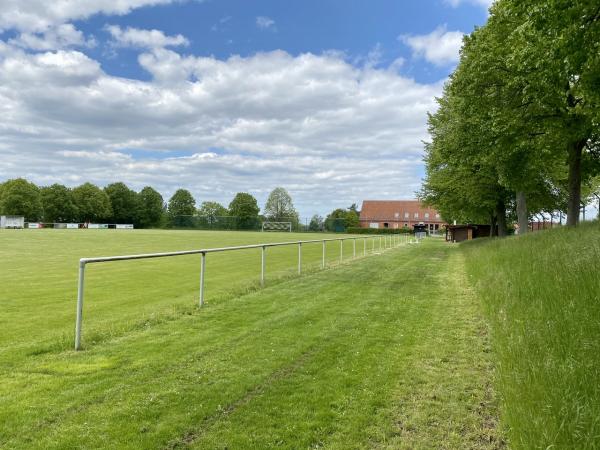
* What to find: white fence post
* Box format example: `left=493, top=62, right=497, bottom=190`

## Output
left=363, top=238, right=366, bottom=256
left=74, top=261, right=85, bottom=350
left=200, top=252, right=206, bottom=307
left=353, top=239, right=356, bottom=258
left=322, top=240, right=326, bottom=269
left=340, top=240, right=343, bottom=264
left=261, top=246, right=266, bottom=287
left=298, top=242, right=302, bottom=275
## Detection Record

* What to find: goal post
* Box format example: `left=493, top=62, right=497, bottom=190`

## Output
left=261, top=221, right=292, bottom=232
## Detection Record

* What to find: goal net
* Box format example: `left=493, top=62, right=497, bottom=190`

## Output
left=262, top=221, right=292, bottom=232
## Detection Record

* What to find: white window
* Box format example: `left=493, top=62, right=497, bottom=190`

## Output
left=414, top=213, right=419, bottom=219
left=394, top=212, right=399, bottom=218
left=425, top=213, right=430, bottom=219
left=404, top=212, right=409, bottom=219
left=435, top=213, right=440, bottom=219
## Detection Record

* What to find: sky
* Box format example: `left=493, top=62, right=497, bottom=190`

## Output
left=0, top=0, right=493, bottom=218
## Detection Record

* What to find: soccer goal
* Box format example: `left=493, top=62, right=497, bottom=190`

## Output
left=262, top=221, right=292, bottom=232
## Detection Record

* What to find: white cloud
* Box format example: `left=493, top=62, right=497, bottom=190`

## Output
left=106, top=25, right=189, bottom=49
left=0, top=0, right=186, bottom=32
left=444, top=0, right=493, bottom=8
left=400, top=26, right=464, bottom=66
left=256, top=16, right=275, bottom=30
left=0, top=45, right=441, bottom=216
left=8, top=24, right=96, bottom=50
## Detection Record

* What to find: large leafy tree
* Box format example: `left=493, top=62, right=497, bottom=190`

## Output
left=72, top=183, right=112, bottom=222
left=167, top=189, right=196, bottom=222
left=40, top=184, right=78, bottom=223
left=0, top=178, right=42, bottom=221
left=308, top=214, right=324, bottom=231
left=228, top=192, right=260, bottom=229
left=104, top=182, right=138, bottom=224
left=198, top=201, right=228, bottom=222
left=488, top=0, right=600, bottom=226
left=136, top=186, right=164, bottom=228
left=264, top=187, right=299, bottom=223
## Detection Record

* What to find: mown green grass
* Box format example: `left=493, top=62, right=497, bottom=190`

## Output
left=0, top=229, right=375, bottom=363
left=463, top=222, right=600, bottom=449
left=0, top=230, right=501, bottom=449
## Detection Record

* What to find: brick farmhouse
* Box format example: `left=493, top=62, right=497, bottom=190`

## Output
left=359, top=200, right=446, bottom=233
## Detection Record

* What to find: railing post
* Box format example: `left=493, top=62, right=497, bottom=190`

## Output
left=353, top=239, right=356, bottom=258
left=363, top=238, right=366, bottom=256
left=298, top=242, right=302, bottom=275
left=322, top=240, right=326, bottom=269
left=340, top=240, right=343, bottom=264
left=261, top=246, right=266, bottom=287
left=199, top=252, right=206, bottom=307
left=75, top=260, right=85, bottom=350
left=372, top=237, right=375, bottom=252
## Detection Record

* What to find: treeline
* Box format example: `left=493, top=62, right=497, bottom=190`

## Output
left=421, top=1, right=600, bottom=234
left=0, top=179, right=306, bottom=230
left=0, top=178, right=166, bottom=227
left=0, top=177, right=364, bottom=231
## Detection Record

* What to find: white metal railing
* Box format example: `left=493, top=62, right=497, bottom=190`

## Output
left=74, top=233, right=412, bottom=350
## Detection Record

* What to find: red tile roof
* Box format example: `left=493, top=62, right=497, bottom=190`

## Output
left=359, top=200, right=443, bottom=222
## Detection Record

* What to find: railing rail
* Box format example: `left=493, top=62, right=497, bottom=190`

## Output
left=74, top=234, right=412, bottom=350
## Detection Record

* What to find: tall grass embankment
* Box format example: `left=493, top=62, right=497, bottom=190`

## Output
left=463, top=222, right=600, bottom=449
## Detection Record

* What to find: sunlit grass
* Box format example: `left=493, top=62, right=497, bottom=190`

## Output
left=463, top=222, right=600, bottom=449
left=0, top=230, right=501, bottom=448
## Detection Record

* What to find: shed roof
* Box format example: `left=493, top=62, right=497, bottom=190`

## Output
left=359, top=200, right=442, bottom=221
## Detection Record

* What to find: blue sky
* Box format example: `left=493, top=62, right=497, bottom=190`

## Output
left=0, top=0, right=493, bottom=218
left=77, top=0, right=487, bottom=83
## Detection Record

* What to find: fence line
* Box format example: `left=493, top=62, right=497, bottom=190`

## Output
left=74, top=234, right=413, bottom=350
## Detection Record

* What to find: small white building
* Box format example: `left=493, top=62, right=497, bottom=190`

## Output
left=0, top=215, right=25, bottom=229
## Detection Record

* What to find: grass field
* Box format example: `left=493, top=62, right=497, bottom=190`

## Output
left=0, top=229, right=502, bottom=449
left=463, top=222, right=600, bottom=449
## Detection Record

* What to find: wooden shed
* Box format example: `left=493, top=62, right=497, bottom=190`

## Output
left=446, top=224, right=491, bottom=242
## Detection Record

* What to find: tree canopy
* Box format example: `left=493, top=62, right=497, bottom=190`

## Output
left=421, top=0, right=600, bottom=232
left=0, top=178, right=42, bottom=221
left=105, top=182, right=138, bottom=225
left=40, top=184, right=78, bottom=223
left=264, top=187, right=299, bottom=223
left=228, top=192, right=260, bottom=229
left=72, top=183, right=112, bottom=222
left=167, top=189, right=196, bottom=221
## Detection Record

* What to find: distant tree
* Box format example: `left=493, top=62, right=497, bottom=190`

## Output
left=308, top=214, right=324, bottom=231
left=325, top=208, right=347, bottom=231
left=264, top=187, right=299, bottom=223
left=0, top=178, right=42, bottom=221
left=198, top=201, right=228, bottom=223
left=136, top=186, right=164, bottom=228
left=345, top=205, right=360, bottom=228
left=167, top=189, right=196, bottom=224
left=229, top=192, right=260, bottom=229
left=72, top=182, right=112, bottom=223
left=40, top=184, right=78, bottom=223
left=104, top=182, right=138, bottom=224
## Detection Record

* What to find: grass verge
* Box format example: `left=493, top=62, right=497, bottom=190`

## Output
left=463, top=222, right=600, bottom=449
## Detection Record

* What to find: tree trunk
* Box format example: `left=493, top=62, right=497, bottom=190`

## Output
left=490, top=212, right=497, bottom=237
left=566, top=139, right=585, bottom=227
left=496, top=199, right=507, bottom=237
left=516, top=191, right=528, bottom=235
